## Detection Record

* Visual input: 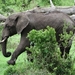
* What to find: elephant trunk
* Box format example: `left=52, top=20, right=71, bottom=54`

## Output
left=1, top=37, right=11, bottom=57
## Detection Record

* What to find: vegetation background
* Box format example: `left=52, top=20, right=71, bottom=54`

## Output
left=0, top=0, right=75, bottom=75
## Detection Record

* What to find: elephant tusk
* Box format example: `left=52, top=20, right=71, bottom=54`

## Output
left=0, top=37, right=7, bottom=44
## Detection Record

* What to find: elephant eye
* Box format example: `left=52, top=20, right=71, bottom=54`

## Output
left=6, top=25, right=11, bottom=29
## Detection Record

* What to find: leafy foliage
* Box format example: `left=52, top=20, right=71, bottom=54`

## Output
left=27, top=26, right=59, bottom=70
left=27, top=26, right=75, bottom=74
left=60, top=24, right=73, bottom=48
left=0, top=0, right=74, bottom=15
left=52, top=0, right=74, bottom=6
left=59, top=24, right=74, bottom=58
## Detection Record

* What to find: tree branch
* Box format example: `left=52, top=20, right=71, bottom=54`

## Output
left=50, top=0, right=55, bottom=8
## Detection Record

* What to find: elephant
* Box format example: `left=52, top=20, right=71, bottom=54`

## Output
left=0, top=11, right=75, bottom=65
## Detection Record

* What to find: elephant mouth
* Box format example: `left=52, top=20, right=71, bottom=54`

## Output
left=0, top=37, right=7, bottom=44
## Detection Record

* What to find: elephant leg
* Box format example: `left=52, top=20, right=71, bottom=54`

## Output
left=7, top=34, right=30, bottom=65
left=59, top=38, right=72, bottom=58
left=65, top=46, right=70, bottom=57
left=60, top=46, right=64, bottom=57
left=60, top=46, right=70, bottom=58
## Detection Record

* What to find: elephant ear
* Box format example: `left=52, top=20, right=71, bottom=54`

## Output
left=16, top=15, right=29, bottom=34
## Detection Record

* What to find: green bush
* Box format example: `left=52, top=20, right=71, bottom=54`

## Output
left=27, top=26, right=75, bottom=74
left=27, top=26, right=60, bottom=71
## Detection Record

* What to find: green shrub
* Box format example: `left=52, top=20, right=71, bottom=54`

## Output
left=55, top=57, right=75, bottom=75
left=27, top=26, right=75, bottom=74
left=27, top=26, right=60, bottom=71
left=59, top=24, right=73, bottom=58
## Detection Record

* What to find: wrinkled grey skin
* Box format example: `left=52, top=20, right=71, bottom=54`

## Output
left=0, top=12, right=75, bottom=65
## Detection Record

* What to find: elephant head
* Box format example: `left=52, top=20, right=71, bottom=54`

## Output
left=0, top=12, right=30, bottom=58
